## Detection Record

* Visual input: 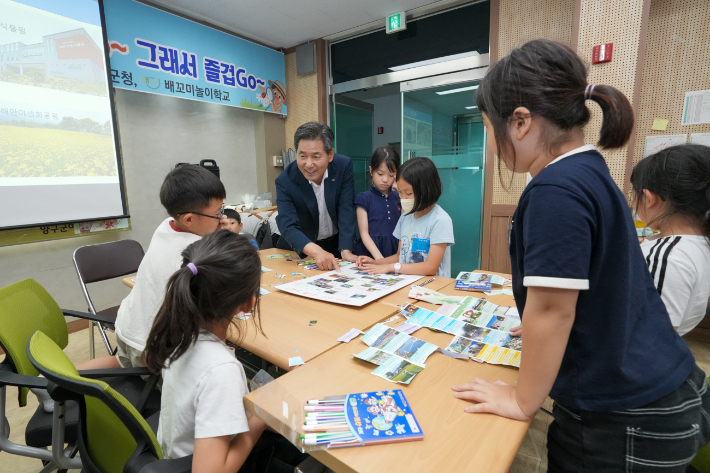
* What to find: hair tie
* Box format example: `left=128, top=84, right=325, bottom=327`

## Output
left=584, top=84, right=596, bottom=100
left=187, top=262, right=198, bottom=275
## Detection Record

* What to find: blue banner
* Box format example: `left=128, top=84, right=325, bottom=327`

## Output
left=103, top=0, right=287, bottom=114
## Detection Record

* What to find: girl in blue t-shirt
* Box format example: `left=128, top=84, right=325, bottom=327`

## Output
left=356, top=157, right=454, bottom=277
left=354, top=147, right=401, bottom=259
left=451, top=39, right=710, bottom=471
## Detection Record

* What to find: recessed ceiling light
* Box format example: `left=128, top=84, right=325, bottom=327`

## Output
left=388, top=51, right=480, bottom=72
left=465, top=106, right=478, bottom=109
left=436, top=85, right=479, bottom=95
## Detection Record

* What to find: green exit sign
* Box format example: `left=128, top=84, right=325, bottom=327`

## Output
left=386, top=12, right=406, bottom=34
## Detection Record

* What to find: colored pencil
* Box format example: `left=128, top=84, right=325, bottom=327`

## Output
left=304, top=406, right=344, bottom=412
left=303, top=437, right=357, bottom=446
left=303, top=424, right=350, bottom=432
left=307, top=399, right=345, bottom=405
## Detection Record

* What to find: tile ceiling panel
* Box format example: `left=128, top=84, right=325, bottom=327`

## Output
left=145, top=0, right=454, bottom=48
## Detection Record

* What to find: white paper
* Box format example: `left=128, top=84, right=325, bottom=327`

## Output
left=288, top=356, right=305, bottom=367
left=690, top=132, right=710, bottom=147
left=282, top=401, right=289, bottom=419
left=275, top=266, right=423, bottom=307
left=644, top=134, right=687, bottom=157
left=394, top=323, right=421, bottom=335
left=435, top=303, right=459, bottom=316
left=682, top=89, right=710, bottom=125
left=337, top=328, right=364, bottom=343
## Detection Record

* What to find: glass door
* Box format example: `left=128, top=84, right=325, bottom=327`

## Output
left=332, top=96, right=374, bottom=196
left=401, top=80, right=486, bottom=275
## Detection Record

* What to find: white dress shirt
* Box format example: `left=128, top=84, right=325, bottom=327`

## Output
left=308, top=169, right=336, bottom=241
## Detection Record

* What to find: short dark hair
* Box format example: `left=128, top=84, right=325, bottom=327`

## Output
left=143, top=231, right=263, bottom=373
left=476, top=39, right=634, bottom=185
left=294, top=122, right=334, bottom=154
left=223, top=208, right=241, bottom=223
left=160, top=165, right=226, bottom=218
left=630, top=144, right=710, bottom=239
left=397, top=157, right=441, bottom=214
left=371, top=146, right=399, bottom=174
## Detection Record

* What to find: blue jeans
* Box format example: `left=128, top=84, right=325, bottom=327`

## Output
left=548, top=364, right=710, bottom=472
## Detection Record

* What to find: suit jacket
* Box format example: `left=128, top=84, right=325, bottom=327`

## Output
left=275, top=153, right=355, bottom=257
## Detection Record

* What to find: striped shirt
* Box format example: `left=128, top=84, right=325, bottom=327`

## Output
left=641, top=235, right=710, bottom=336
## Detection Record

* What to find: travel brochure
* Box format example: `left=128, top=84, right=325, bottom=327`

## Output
left=454, top=271, right=511, bottom=292
left=352, top=323, right=439, bottom=384
left=275, top=266, right=423, bottom=306
left=402, top=298, right=522, bottom=367
left=407, top=285, right=466, bottom=305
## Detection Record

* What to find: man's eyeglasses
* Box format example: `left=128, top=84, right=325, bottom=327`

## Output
left=177, top=205, right=225, bottom=220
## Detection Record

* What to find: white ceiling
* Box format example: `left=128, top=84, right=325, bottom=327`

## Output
left=144, top=0, right=460, bottom=49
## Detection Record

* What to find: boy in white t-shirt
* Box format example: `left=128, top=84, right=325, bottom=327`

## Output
left=632, top=144, right=710, bottom=336
left=88, top=165, right=228, bottom=369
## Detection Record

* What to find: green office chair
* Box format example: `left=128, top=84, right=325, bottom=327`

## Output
left=27, top=330, right=192, bottom=473
left=0, top=278, right=160, bottom=472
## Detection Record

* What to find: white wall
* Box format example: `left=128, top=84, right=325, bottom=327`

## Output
left=364, top=94, right=401, bottom=151
left=0, top=89, right=269, bottom=320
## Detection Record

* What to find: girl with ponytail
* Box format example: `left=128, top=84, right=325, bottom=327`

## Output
left=632, top=144, right=710, bottom=336
left=144, top=231, right=305, bottom=471
left=452, top=39, right=710, bottom=471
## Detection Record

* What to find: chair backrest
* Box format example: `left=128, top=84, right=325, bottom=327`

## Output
left=28, top=331, right=163, bottom=473
left=73, top=240, right=144, bottom=284
left=0, top=279, right=68, bottom=406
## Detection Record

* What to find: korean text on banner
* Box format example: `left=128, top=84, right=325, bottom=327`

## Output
left=103, top=0, right=286, bottom=114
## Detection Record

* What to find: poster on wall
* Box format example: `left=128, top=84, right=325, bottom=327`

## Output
left=103, top=0, right=286, bottom=114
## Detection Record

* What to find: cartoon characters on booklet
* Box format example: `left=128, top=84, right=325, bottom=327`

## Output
left=257, top=80, right=287, bottom=112
left=363, top=392, right=405, bottom=433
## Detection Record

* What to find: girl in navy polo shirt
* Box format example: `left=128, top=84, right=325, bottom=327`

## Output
left=354, top=147, right=401, bottom=259
left=451, top=39, right=710, bottom=472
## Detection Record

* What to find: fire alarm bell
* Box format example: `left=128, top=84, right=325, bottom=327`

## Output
left=592, top=43, right=613, bottom=64
left=377, top=127, right=384, bottom=134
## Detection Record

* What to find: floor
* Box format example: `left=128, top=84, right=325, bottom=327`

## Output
left=2, top=328, right=710, bottom=473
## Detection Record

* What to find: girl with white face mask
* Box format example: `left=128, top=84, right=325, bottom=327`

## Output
left=355, top=157, right=455, bottom=277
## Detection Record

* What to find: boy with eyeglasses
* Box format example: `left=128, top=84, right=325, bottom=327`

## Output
left=83, top=165, right=227, bottom=370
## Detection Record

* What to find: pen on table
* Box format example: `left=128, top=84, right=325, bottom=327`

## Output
left=304, top=406, right=344, bottom=412
left=302, top=432, right=354, bottom=439
left=417, top=277, right=435, bottom=287
left=307, top=399, right=345, bottom=405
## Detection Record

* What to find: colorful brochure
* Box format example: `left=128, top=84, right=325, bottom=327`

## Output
left=454, top=271, right=511, bottom=291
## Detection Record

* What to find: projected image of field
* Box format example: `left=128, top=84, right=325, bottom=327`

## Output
left=0, top=125, right=116, bottom=178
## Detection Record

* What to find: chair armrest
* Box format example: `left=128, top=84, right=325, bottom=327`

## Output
left=78, top=368, right=153, bottom=378
left=0, top=367, right=47, bottom=389
left=134, top=455, right=193, bottom=473
left=61, top=309, right=116, bottom=325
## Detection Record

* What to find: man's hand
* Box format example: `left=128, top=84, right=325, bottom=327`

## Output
left=340, top=249, right=357, bottom=263
left=451, top=378, right=529, bottom=420
left=362, top=262, right=394, bottom=275
left=314, top=249, right=339, bottom=271
left=356, top=255, right=375, bottom=269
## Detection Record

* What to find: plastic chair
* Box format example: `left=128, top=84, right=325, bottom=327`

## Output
left=27, top=331, right=192, bottom=473
left=73, top=239, right=144, bottom=358
left=0, top=278, right=160, bottom=472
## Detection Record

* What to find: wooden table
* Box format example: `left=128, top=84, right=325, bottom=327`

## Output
left=244, top=287, right=529, bottom=473
left=234, top=249, right=454, bottom=370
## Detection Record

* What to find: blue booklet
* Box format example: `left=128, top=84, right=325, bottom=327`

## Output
left=335, top=389, right=423, bottom=447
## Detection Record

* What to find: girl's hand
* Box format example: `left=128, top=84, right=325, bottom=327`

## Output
left=510, top=325, right=522, bottom=337
left=356, top=255, right=375, bottom=268
left=362, top=263, right=394, bottom=275
left=451, top=378, right=529, bottom=421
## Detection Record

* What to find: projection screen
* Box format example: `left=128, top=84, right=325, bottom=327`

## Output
left=0, top=0, right=127, bottom=229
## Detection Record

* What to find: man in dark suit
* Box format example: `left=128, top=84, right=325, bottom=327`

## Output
left=275, top=122, right=356, bottom=270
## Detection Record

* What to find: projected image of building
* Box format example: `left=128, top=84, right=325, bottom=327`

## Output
left=0, top=28, right=104, bottom=82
